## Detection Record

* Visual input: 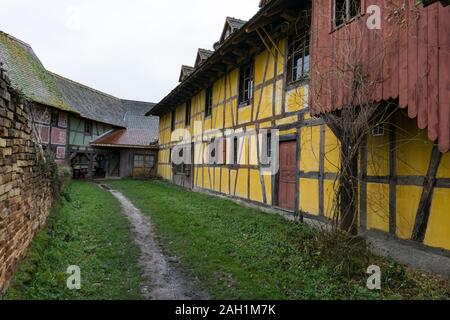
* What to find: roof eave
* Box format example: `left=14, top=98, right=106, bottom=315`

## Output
left=148, top=0, right=303, bottom=116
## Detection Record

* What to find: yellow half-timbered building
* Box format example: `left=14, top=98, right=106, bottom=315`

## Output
left=149, top=0, right=450, bottom=252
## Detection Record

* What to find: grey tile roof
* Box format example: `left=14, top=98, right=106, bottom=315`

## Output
left=51, top=72, right=126, bottom=127
left=121, top=99, right=155, bottom=116
left=0, top=31, right=76, bottom=113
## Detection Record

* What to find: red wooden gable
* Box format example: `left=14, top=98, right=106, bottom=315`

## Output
left=310, top=0, right=450, bottom=152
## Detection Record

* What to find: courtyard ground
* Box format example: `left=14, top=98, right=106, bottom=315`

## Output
left=5, top=179, right=450, bottom=300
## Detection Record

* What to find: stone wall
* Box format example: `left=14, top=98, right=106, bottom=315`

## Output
left=0, top=65, right=54, bottom=295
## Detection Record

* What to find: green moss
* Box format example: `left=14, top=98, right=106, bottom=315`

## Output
left=0, top=32, right=76, bottom=113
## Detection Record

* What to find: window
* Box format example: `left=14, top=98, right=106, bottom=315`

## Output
left=210, top=138, right=216, bottom=160
left=372, top=124, right=385, bottom=137
left=233, top=137, right=238, bottom=165
left=238, top=62, right=254, bottom=106
left=221, top=138, right=227, bottom=165
left=267, top=132, right=272, bottom=158
left=171, top=111, right=176, bottom=132
left=334, top=0, right=361, bottom=28
left=84, top=120, right=92, bottom=136
left=51, top=110, right=59, bottom=127
left=134, top=155, right=155, bottom=168
left=185, top=100, right=191, bottom=126
left=205, top=86, right=213, bottom=117
left=287, top=30, right=310, bottom=84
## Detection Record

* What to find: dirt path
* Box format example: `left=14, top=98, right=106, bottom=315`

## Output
left=101, top=185, right=207, bottom=300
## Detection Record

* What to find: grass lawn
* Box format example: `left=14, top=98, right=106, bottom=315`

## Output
left=4, top=181, right=143, bottom=300
left=107, top=179, right=450, bottom=300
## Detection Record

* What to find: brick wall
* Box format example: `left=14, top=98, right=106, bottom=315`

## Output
left=0, top=65, right=54, bottom=295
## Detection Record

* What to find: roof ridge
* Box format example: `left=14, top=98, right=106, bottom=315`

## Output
left=49, top=71, right=121, bottom=101
left=121, top=98, right=155, bottom=105
left=0, top=31, right=33, bottom=51
left=198, top=48, right=214, bottom=53
left=226, top=16, right=248, bottom=23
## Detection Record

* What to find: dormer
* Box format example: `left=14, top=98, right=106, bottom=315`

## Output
left=179, top=65, right=195, bottom=82
left=194, top=48, right=214, bottom=68
left=218, top=17, right=247, bottom=45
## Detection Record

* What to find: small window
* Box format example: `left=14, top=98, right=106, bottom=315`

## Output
left=205, top=86, right=213, bottom=117
left=84, top=120, right=93, bottom=136
left=233, top=137, right=239, bottom=165
left=287, top=30, right=310, bottom=84
left=238, top=62, right=254, bottom=106
left=210, top=138, right=216, bottom=160
left=51, top=110, right=59, bottom=127
left=372, top=124, right=385, bottom=137
left=171, top=111, right=176, bottom=132
left=134, top=155, right=155, bottom=168
left=267, top=133, right=272, bottom=158
left=185, top=100, right=191, bottom=126
left=334, top=0, right=361, bottom=28
left=134, top=155, right=144, bottom=167
left=221, top=138, right=227, bottom=165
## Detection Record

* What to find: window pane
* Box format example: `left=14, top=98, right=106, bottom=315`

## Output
left=303, top=54, right=310, bottom=75
left=239, top=63, right=253, bottom=105
left=349, top=0, right=361, bottom=19
left=335, top=0, right=346, bottom=27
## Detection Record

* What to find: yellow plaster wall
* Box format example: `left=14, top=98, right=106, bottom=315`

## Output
left=300, top=126, right=320, bottom=173
left=299, top=178, right=319, bottom=215
left=424, top=188, right=450, bottom=250
left=366, top=183, right=389, bottom=232
left=396, top=185, right=422, bottom=239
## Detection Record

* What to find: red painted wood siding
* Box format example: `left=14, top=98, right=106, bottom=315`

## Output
left=310, top=0, right=450, bottom=152
left=279, top=141, right=297, bottom=211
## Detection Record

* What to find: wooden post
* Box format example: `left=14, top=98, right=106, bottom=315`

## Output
left=412, top=145, right=442, bottom=242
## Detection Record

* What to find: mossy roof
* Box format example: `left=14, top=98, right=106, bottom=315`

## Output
left=0, top=32, right=76, bottom=113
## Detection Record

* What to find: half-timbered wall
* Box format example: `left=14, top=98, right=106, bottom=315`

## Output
left=157, top=17, right=450, bottom=251
left=31, top=104, right=69, bottom=163
left=68, top=115, right=113, bottom=150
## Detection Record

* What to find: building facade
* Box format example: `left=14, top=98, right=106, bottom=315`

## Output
left=150, top=0, right=450, bottom=252
left=0, top=31, right=159, bottom=179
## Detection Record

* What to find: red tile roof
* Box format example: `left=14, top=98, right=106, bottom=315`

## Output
left=90, top=128, right=158, bottom=149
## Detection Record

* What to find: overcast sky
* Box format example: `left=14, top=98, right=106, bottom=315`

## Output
left=1, top=0, right=260, bottom=102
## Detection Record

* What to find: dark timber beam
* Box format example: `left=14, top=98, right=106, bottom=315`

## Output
left=411, top=145, right=443, bottom=242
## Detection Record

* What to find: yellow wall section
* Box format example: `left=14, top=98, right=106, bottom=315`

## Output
left=249, top=169, right=263, bottom=203
left=396, top=185, right=422, bottom=239
left=286, top=86, right=308, bottom=112
left=437, top=151, right=450, bottom=178
left=424, top=188, right=450, bottom=250
left=300, top=126, right=320, bottom=173
left=235, top=169, right=248, bottom=199
left=324, top=179, right=337, bottom=219
left=366, top=183, right=389, bottom=232
left=397, top=113, right=433, bottom=176
left=367, top=134, right=389, bottom=177
left=300, top=178, right=319, bottom=215
left=324, top=127, right=339, bottom=173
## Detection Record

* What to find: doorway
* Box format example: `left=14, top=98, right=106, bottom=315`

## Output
left=278, top=140, right=297, bottom=211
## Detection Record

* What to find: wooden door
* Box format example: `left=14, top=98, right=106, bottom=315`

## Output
left=278, top=141, right=297, bottom=211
